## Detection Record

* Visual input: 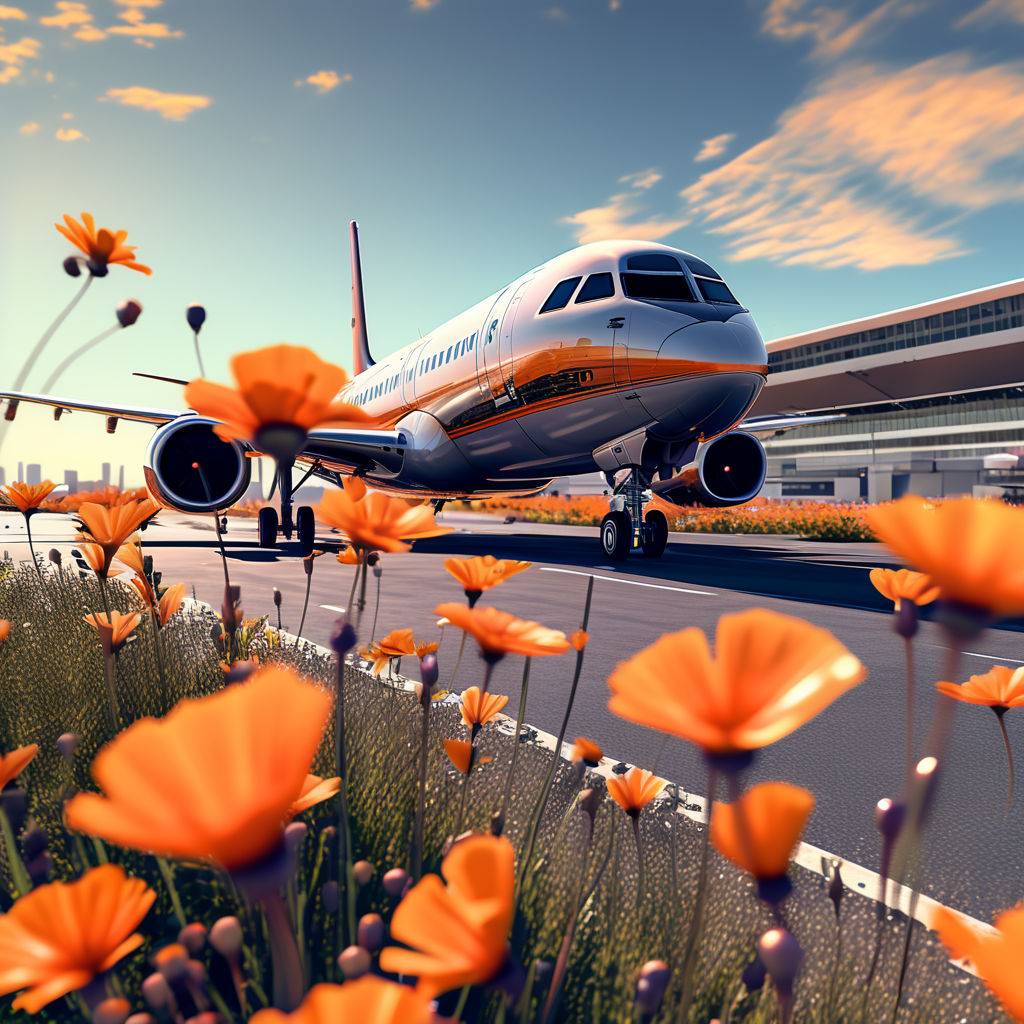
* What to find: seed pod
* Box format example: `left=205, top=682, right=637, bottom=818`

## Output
left=186, top=305, right=206, bottom=333
left=352, top=860, right=374, bottom=886
left=178, top=923, right=208, bottom=956
left=357, top=913, right=385, bottom=953
left=56, top=732, right=80, bottom=761
left=208, top=917, right=243, bottom=960
left=337, top=945, right=371, bottom=980
left=382, top=867, right=409, bottom=898
left=331, top=620, right=357, bottom=656
left=63, top=256, right=82, bottom=277
left=93, top=997, right=131, bottom=1024
left=634, top=960, right=670, bottom=1016
left=117, top=299, right=143, bottom=329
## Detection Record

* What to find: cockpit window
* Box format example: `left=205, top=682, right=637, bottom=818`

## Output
left=621, top=273, right=696, bottom=302
left=539, top=277, right=582, bottom=313
left=575, top=272, right=615, bottom=303
left=683, top=255, right=722, bottom=279
left=695, top=276, right=740, bottom=304
left=626, top=253, right=682, bottom=272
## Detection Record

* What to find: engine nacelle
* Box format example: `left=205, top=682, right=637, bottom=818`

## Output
left=144, top=416, right=251, bottom=513
left=651, top=430, right=766, bottom=508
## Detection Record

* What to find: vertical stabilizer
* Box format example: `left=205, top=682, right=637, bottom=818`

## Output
left=349, top=221, right=374, bottom=374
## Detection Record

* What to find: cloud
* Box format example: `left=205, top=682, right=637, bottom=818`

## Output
left=296, top=69, right=351, bottom=93
left=112, top=0, right=164, bottom=6
left=695, top=132, right=735, bottom=163
left=762, top=0, right=916, bottom=58
left=410, top=0, right=440, bottom=8
left=102, top=85, right=212, bottom=120
left=562, top=193, right=688, bottom=245
left=61, top=110, right=73, bottom=118
left=681, top=55, right=1024, bottom=270
left=0, top=33, right=40, bottom=75
left=544, top=5, right=568, bottom=20
left=39, top=1, right=90, bottom=27
left=19, top=120, right=39, bottom=133
left=619, top=168, right=662, bottom=190
left=0, top=5, right=26, bottom=19
left=957, top=0, right=1024, bottom=26
left=55, top=126, right=85, bottom=141
left=0, top=64, right=17, bottom=81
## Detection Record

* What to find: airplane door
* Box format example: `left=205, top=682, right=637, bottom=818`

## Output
left=498, top=280, right=531, bottom=404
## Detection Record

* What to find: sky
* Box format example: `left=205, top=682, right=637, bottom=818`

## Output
left=2, top=0, right=1024, bottom=482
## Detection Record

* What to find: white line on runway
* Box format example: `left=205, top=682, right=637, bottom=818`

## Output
left=319, top=604, right=347, bottom=614
left=920, top=642, right=1024, bottom=665
left=539, top=567, right=716, bottom=597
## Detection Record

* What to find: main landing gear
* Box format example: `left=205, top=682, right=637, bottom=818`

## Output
left=599, top=467, right=669, bottom=561
left=257, top=460, right=318, bottom=555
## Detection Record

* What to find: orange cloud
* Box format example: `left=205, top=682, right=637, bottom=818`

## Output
left=695, top=133, right=735, bottom=163
left=0, top=65, right=17, bottom=82
left=411, top=0, right=440, bottom=8
left=0, top=5, right=27, bottom=18
left=297, top=69, right=352, bottom=93
left=103, top=85, right=212, bottom=120
left=19, top=120, right=39, bottom=133
left=958, top=0, right=1024, bottom=26
left=56, top=126, right=85, bottom=141
left=762, top=0, right=916, bottom=58
left=681, top=55, right=1024, bottom=269
left=0, top=33, right=40, bottom=66
left=39, top=1, right=90, bottom=27
left=562, top=189, right=688, bottom=245
left=619, top=168, right=661, bottom=190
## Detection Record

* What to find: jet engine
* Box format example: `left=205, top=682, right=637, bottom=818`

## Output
left=651, top=430, right=766, bottom=508
left=144, top=416, right=251, bottom=513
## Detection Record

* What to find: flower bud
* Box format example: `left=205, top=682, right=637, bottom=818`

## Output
left=209, top=916, right=243, bottom=960
left=48, top=548, right=62, bottom=566
left=331, top=620, right=357, bottom=656
left=875, top=798, right=906, bottom=842
left=357, top=912, right=385, bottom=952
left=634, top=960, right=670, bottom=1016
left=117, top=299, right=143, bottom=328
left=382, top=867, right=409, bottom=898
left=178, top=922, right=207, bottom=956
left=352, top=860, right=374, bottom=886
left=757, top=927, right=803, bottom=995
left=273, top=587, right=282, bottom=608
left=186, top=304, right=206, bottom=333
left=141, top=973, right=173, bottom=1011
left=93, top=997, right=131, bottom=1024
left=365, top=552, right=380, bottom=567
left=490, top=810, right=504, bottom=836
left=87, top=259, right=109, bottom=278
left=56, top=732, right=80, bottom=761
left=533, top=958, right=553, bottom=989
left=419, top=653, right=439, bottom=691
left=321, top=880, right=339, bottom=913
left=154, top=943, right=190, bottom=984
left=372, top=563, right=382, bottom=579
left=827, top=861, right=844, bottom=918
left=0, top=788, right=27, bottom=829
left=63, top=255, right=82, bottom=277
left=126, top=1015, right=156, bottom=1024
left=337, top=945, right=371, bottom=980
left=284, top=821, right=308, bottom=856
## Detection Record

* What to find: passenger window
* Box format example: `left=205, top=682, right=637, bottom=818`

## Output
left=575, top=273, right=615, bottom=303
left=683, top=255, right=722, bottom=279
left=621, top=273, right=696, bottom=302
left=430, top=354, right=438, bottom=370
left=539, top=277, right=582, bottom=313
left=626, top=253, right=681, bottom=272
left=446, top=346, right=453, bottom=363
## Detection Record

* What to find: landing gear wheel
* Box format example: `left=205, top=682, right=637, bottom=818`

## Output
left=641, top=508, right=669, bottom=558
left=258, top=506, right=279, bottom=549
left=600, top=510, right=632, bottom=561
left=296, top=505, right=316, bottom=556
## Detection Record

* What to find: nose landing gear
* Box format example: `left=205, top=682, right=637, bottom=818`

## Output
left=598, top=467, right=669, bottom=560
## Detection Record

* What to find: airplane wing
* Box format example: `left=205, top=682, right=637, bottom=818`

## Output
left=0, top=389, right=178, bottom=426
left=739, top=412, right=845, bottom=434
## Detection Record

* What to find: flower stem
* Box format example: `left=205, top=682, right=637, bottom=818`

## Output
left=448, top=631, right=467, bottom=689
left=0, top=806, right=31, bottom=897
left=903, top=636, right=915, bottom=784
left=454, top=750, right=475, bottom=838
left=995, top=709, right=1015, bottom=812
left=411, top=689, right=432, bottom=880
left=23, top=513, right=44, bottom=583
left=631, top=814, right=645, bottom=907
left=297, top=563, right=312, bottom=638
left=156, top=856, right=187, bottom=928
left=40, top=323, right=121, bottom=392
left=261, top=890, right=305, bottom=1011
left=369, top=569, right=381, bottom=644
left=499, top=658, right=531, bottom=827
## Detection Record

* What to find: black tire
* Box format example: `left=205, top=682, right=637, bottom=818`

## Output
left=600, top=510, right=632, bottom=561
left=258, top=505, right=279, bottom=549
left=296, top=505, right=316, bottom=555
left=641, top=508, right=669, bottom=558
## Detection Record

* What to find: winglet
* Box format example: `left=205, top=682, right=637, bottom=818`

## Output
left=349, top=221, right=374, bottom=375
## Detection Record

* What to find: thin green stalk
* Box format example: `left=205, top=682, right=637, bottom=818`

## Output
left=890, top=886, right=921, bottom=1024
left=631, top=814, right=645, bottom=907
left=369, top=568, right=381, bottom=643
left=411, top=688, right=432, bottom=879
left=156, top=856, right=187, bottom=928
left=448, top=631, right=467, bottom=689
left=995, top=709, right=1015, bottom=812
left=149, top=612, right=169, bottom=708
left=499, top=658, right=531, bottom=828
left=0, top=806, right=31, bottom=897
left=297, top=561, right=313, bottom=638
left=453, top=984, right=471, bottom=1020
left=454, top=750, right=475, bottom=838
left=23, top=514, right=44, bottom=583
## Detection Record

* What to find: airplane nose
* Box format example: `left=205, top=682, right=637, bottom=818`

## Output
left=657, top=314, right=767, bottom=368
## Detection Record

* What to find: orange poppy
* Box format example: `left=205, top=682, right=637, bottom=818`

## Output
left=83, top=611, right=142, bottom=651
left=711, top=782, right=814, bottom=880
left=0, top=620, right=10, bottom=643
left=868, top=568, right=940, bottom=611
left=360, top=644, right=391, bottom=678
left=75, top=541, right=122, bottom=578
left=460, top=686, right=509, bottom=729
left=318, top=484, right=451, bottom=554
left=937, top=665, right=1024, bottom=709
left=572, top=737, right=602, bottom=765
left=444, top=556, right=531, bottom=598
left=336, top=545, right=361, bottom=566
left=55, top=212, right=152, bottom=275
left=76, top=499, right=159, bottom=575
left=380, top=834, right=514, bottom=997
left=290, top=774, right=342, bottom=816
left=184, top=345, right=370, bottom=455
left=114, top=541, right=146, bottom=577
left=433, top=603, right=570, bottom=661
left=378, top=628, right=416, bottom=658
left=866, top=497, right=1024, bottom=617
left=1, top=481, right=57, bottom=514
left=156, top=583, right=186, bottom=626
left=444, top=738, right=474, bottom=775
left=608, top=609, right=866, bottom=754
left=0, top=864, right=155, bottom=1013
left=65, top=665, right=332, bottom=870
left=569, top=629, right=589, bottom=651
left=607, top=767, right=665, bottom=816
left=415, top=640, right=439, bottom=658
left=0, top=744, right=38, bottom=790
left=934, top=904, right=1024, bottom=1021
left=249, top=977, right=433, bottom=1024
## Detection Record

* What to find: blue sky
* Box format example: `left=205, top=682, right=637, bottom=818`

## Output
left=3, top=0, right=1024, bottom=481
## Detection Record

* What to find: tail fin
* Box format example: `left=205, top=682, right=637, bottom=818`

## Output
left=349, top=221, right=374, bottom=374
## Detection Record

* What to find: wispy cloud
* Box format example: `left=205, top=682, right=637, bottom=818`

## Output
left=107, top=2, right=182, bottom=45
left=38, top=1, right=106, bottom=40
left=681, top=56, right=1024, bottom=270
left=103, top=85, right=212, bottom=120
left=762, top=0, right=916, bottom=58
left=410, top=0, right=440, bottom=8
left=296, top=69, right=351, bottom=94
left=957, top=0, right=1024, bottom=27
left=619, top=168, right=662, bottom=190
left=0, top=32, right=40, bottom=82
left=19, top=120, right=39, bottom=133
left=0, top=6, right=26, bottom=19
left=563, top=170, right=687, bottom=245
left=55, top=126, right=85, bottom=140
left=695, top=133, right=735, bottom=163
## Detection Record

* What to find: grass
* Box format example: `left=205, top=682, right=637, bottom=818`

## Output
left=0, top=556, right=1007, bottom=1022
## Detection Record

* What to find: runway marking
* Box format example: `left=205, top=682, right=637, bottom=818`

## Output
left=920, top=642, right=1024, bottom=665
left=319, top=604, right=348, bottom=614
left=539, top=567, right=716, bottom=597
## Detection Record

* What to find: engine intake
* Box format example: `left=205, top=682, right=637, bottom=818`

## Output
left=651, top=430, right=766, bottom=508
left=144, top=416, right=251, bottom=513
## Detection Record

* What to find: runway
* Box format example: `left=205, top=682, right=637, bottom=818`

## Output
left=4, top=507, right=1023, bottom=921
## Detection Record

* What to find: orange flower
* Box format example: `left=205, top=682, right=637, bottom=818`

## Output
left=937, top=665, right=1024, bottom=710
left=868, top=568, right=940, bottom=610
left=156, top=583, right=186, bottom=626
left=415, top=639, right=438, bottom=658
left=934, top=904, right=1024, bottom=1021
left=55, top=212, right=152, bottom=275
left=0, top=620, right=10, bottom=643
left=65, top=665, right=332, bottom=870
left=711, top=782, right=814, bottom=880
left=0, top=744, right=38, bottom=789
left=608, top=609, right=866, bottom=754
left=290, top=774, right=342, bottom=816
left=433, top=603, right=570, bottom=661
left=569, top=629, right=589, bottom=651
left=319, top=483, right=451, bottom=554
left=866, top=497, right=1024, bottom=617
left=460, top=686, right=509, bottom=729
left=83, top=611, right=142, bottom=652
left=444, top=556, right=531, bottom=600
left=336, top=545, right=361, bottom=566
left=76, top=541, right=122, bottom=578
left=444, top=738, right=474, bottom=775
left=572, top=737, right=602, bottom=765
left=184, top=345, right=370, bottom=456
left=76, top=499, right=159, bottom=575
left=0, top=864, right=155, bottom=1013
left=380, top=834, right=514, bottom=997
left=607, top=767, right=665, bottom=816
left=249, top=978, right=433, bottom=1024
left=1, top=481, right=57, bottom=514
left=378, top=628, right=416, bottom=658
left=114, top=541, right=146, bottom=577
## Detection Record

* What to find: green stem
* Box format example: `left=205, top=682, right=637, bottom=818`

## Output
left=0, top=806, right=31, bottom=897
left=499, top=658, right=531, bottom=828
left=452, top=985, right=471, bottom=1020
left=297, top=563, right=312, bottom=638
left=448, top=631, right=467, bottom=689
left=24, top=514, right=44, bottom=583
left=411, top=689, right=431, bottom=879
left=261, top=890, right=305, bottom=1011
left=996, top=710, right=1015, bottom=813
left=156, top=856, right=187, bottom=928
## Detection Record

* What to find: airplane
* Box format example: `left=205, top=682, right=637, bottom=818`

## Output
left=1, top=223, right=833, bottom=560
